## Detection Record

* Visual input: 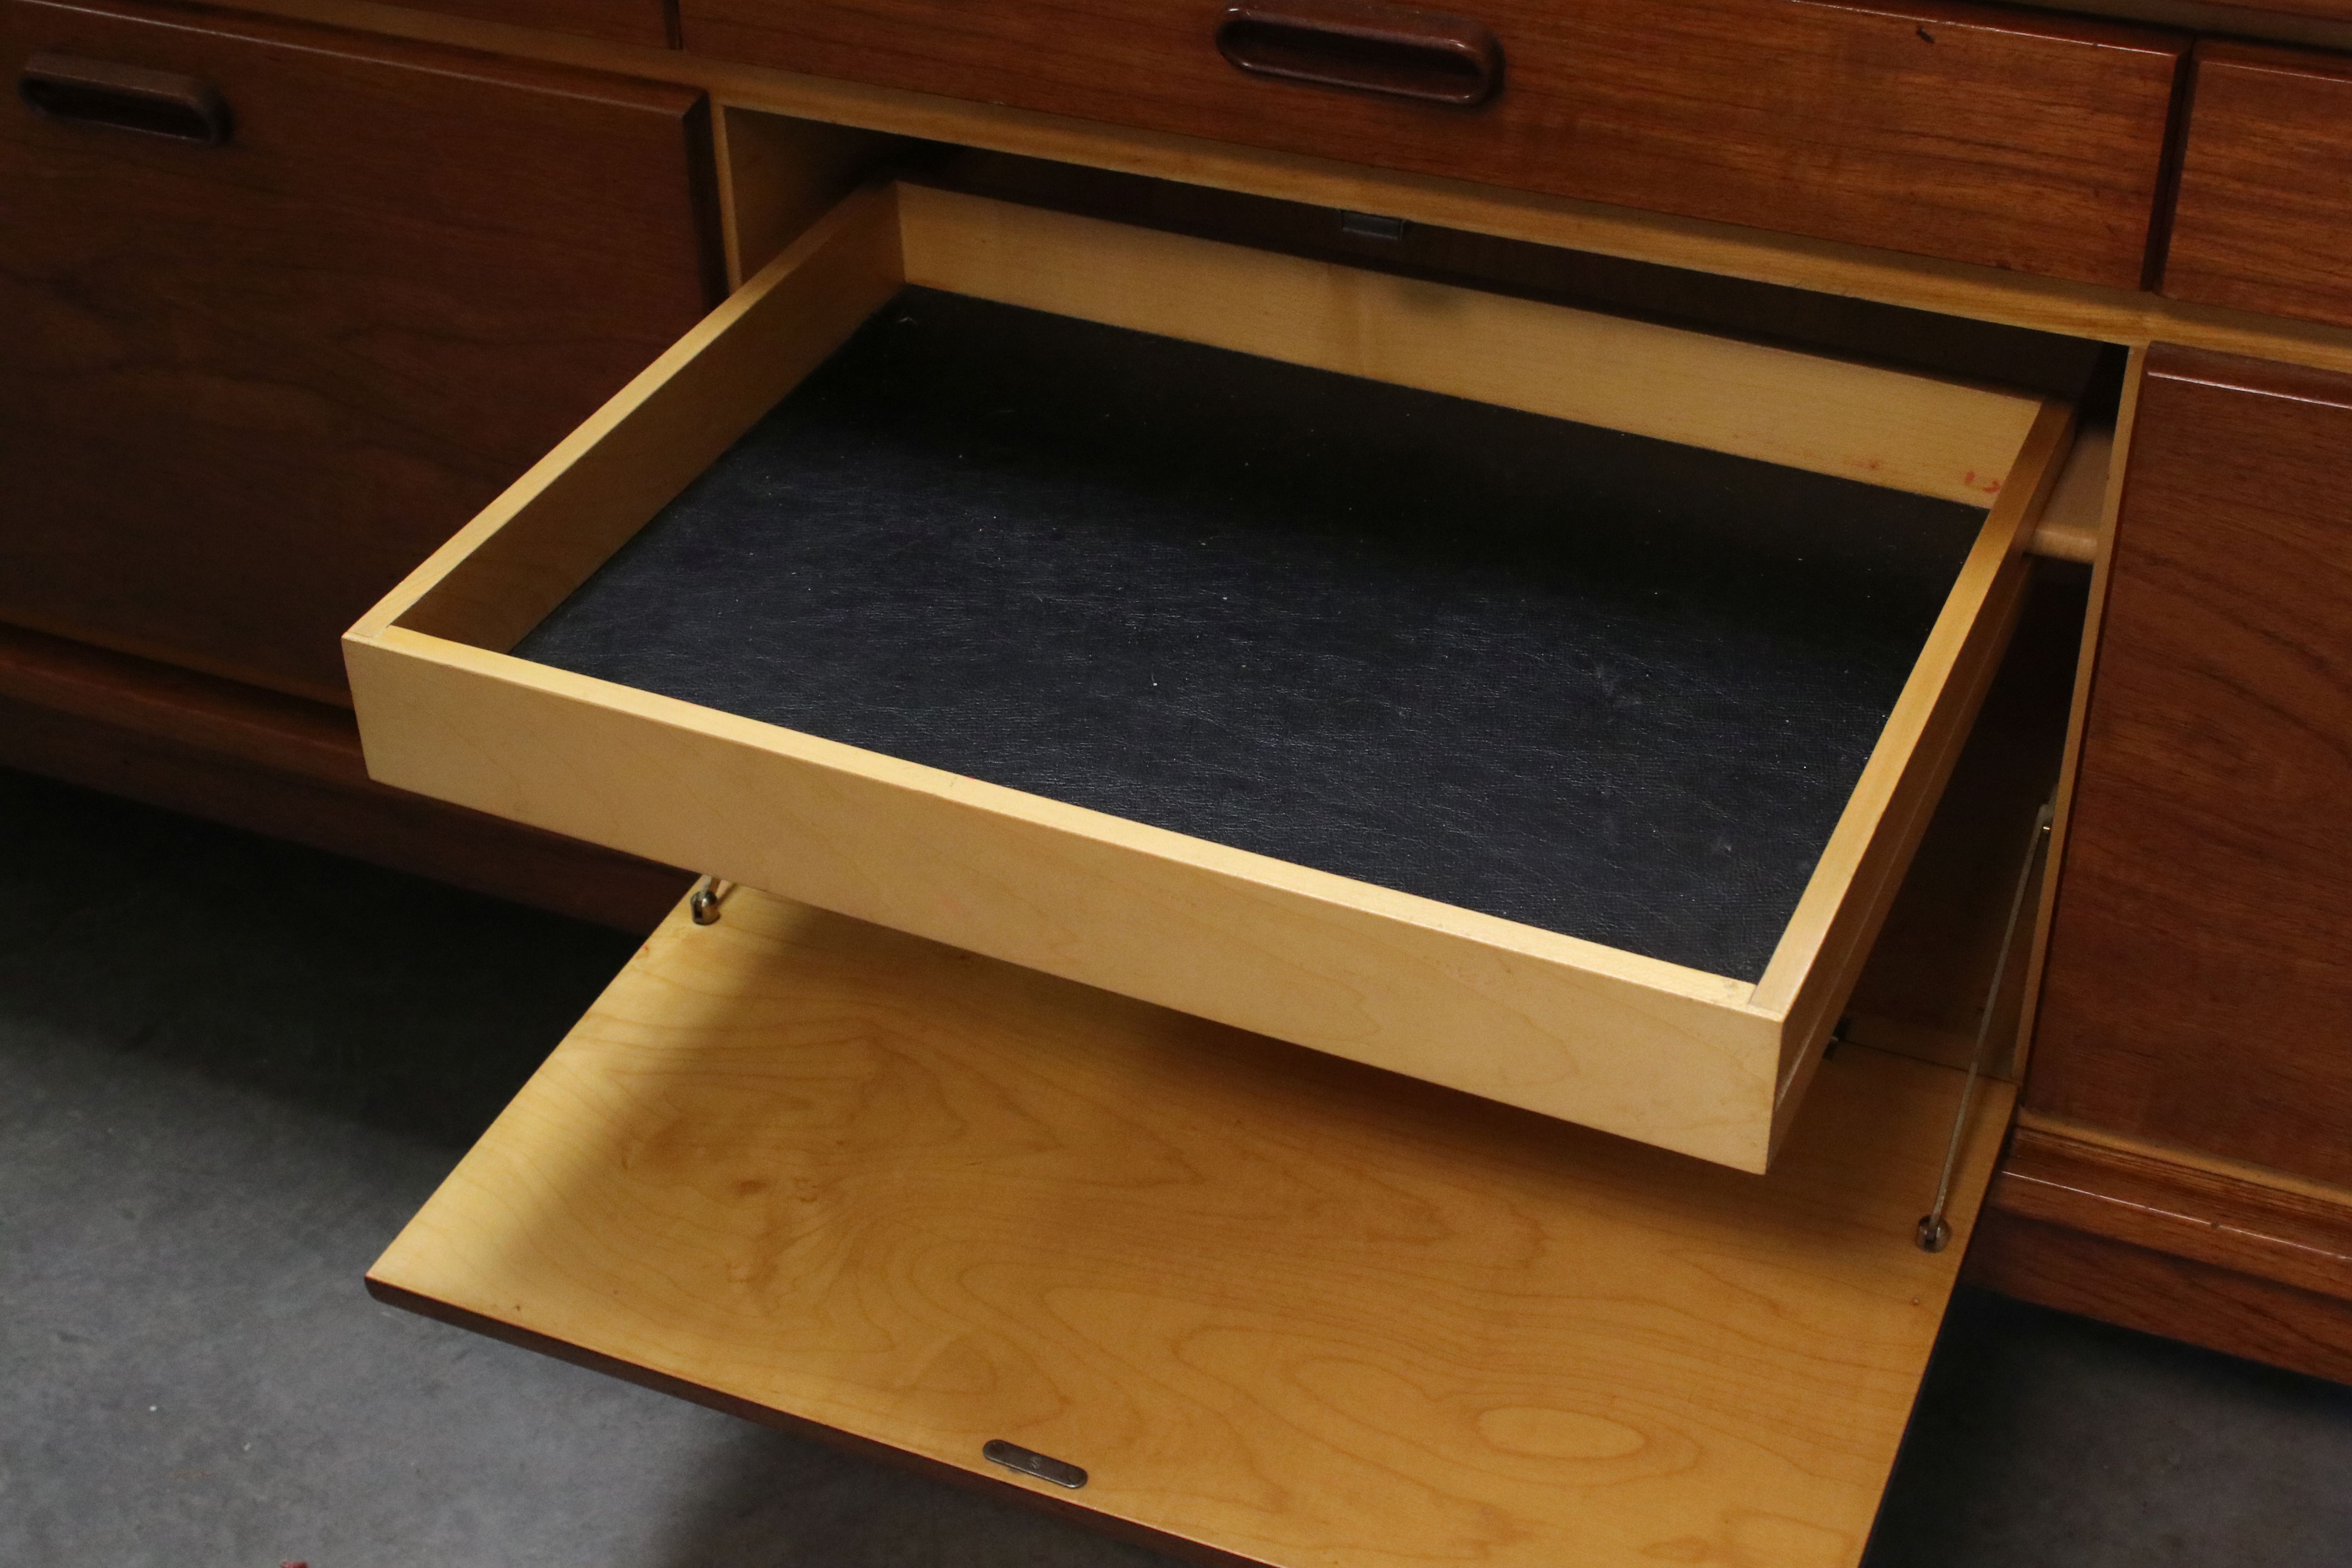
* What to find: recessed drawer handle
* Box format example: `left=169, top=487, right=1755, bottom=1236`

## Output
left=18, top=51, right=231, bottom=145
left=1216, top=0, right=1502, bottom=107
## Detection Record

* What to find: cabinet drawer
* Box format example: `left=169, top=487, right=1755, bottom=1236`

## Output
left=0, top=0, right=717, bottom=703
left=370, top=882, right=2012, bottom=1568
left=678, top=0, right=2183, bottom=289
left=346, top=181, right=2069, bottom=1172
left=2163, top=42, right=2352, bottom=329
left=393, top=0, right=674, bottom=48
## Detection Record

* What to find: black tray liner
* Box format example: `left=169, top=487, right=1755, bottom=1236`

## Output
left=516, top=288, right=1986, bottom=982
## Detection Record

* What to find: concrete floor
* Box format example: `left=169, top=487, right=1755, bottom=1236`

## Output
left=3, top=766, right=2347, bottom=1566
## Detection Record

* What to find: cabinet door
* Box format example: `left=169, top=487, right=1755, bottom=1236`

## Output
left=2163, top=41, right=2352, bottom=330
left=0, top=0, right=717, bottom=704
left=2033, top=346, right=2352, bottom=1185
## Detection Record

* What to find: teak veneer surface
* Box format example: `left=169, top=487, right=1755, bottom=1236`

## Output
left=677, top=0, right=2184, bottom=289
left=2164, top=40, right=2352, bottom=329
left=513, top=286, right=1987, bottom=984
left=1965, top=1212, right=2352, bottom=1388
left=1994, top=1117, right=2352, bottom=1305
left=391, top=0, right=671, bottom=46
left=2033, top=346, right=2352, bottom=1187
left=370, top=886, right=2012, bottom=1568
left=0, top=0, right=717, bottom=703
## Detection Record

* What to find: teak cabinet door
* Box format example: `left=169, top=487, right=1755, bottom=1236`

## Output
left=2033, top=347, right=2352, bottom=1187
left=0, top=0, right=718, bottom=705
left=679, top=0, right=2183, bottom=288
left=2163, top=41, right=2352, bottom=330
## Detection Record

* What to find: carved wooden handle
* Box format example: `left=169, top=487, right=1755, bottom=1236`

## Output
left=1216, top=1, right=1502, bottom=107
left=18, top=51, right=231, bottom=144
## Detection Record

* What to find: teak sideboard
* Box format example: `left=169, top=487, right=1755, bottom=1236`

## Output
left=7, top=0, right=2352, bottom=1560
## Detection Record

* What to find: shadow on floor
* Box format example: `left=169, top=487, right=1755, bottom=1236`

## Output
left=0, top=769, right=640, bottom=1148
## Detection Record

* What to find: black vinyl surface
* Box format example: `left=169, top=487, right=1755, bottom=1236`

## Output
left=516, top=288, right=1986, bottom=980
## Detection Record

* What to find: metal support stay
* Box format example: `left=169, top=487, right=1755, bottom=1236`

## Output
left=1917, top=799, right=2055, bottom=1253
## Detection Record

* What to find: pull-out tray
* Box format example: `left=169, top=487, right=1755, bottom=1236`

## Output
left=345, top=180, right=2071, bottom=1170
left=368, top=884, right=2012, bottom=1568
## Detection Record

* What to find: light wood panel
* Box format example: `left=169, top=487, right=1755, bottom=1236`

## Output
left=1837, top=559, right=2087, bottom=1075
left=348, top=622, right=1783, bottom=1167
left=1753, top=400, right=2070, bottom=1147
left=201, top=0, right=2352, bottom=379
left=347, top=180, right=2060, bottom=1168
left=363, top=181, right=905, bottom=653
left=2028, top=426, right=2112, bottom=563
left=898, top=185, right=2045, bottom=505
left=371, top=885, right=2012, bottom=1568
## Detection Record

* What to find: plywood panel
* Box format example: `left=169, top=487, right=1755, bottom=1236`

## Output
left=373, top=886, right=2012, bottom=1568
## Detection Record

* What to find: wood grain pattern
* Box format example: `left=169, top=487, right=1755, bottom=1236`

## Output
left=713, top=104, right=905, bottom=287
left=2012, top=348, right=2151, bottom=1081
left=371, top=885, right=2012, bottom=1568
left=1965, top=1212, right=2352, bottom=1388
left=1995, top=1116, right=2352, bottom=1303
left=897, top=185, right=2049, bottom=505
left=1838, top=558, right=2085, bottom=1073
left=679, top=0, right=2184, bottom=288
left=1752, top=400, right=2067, bottom=1123
left=389, top=0, right=673, bottom=47
left=2164, top=41, right=2352, bottom=329
left=0, top=622, right=688, bottom=931
left=161, top=0, right=2352, bottom=382
left=349, top=618, right=1792, bottom=1168
left=347, top=182, right=2059, bottom=1169
left=0, top=0, right=718, bottom=704
left=2031, top=345, right=2352, bottom=1187
left=914, top=149, right=2112, bottom=401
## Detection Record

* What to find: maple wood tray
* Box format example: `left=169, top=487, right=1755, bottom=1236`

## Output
left=345, top=180, right=2071, bottom=1170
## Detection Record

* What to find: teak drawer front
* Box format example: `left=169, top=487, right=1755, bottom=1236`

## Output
left=677, top=0, right=2183, bottom=289
left=370, top=885, right=2013, bottom=1568
left=0, top=0, right=717, bottom=704
left=2033, top=347, right=2352, bottom=1187
left=2163, top=42, right=2352, bottom=330
left=391, top=0, right=674, bottom=48
left=346, top=181, right=2072, bottom=1173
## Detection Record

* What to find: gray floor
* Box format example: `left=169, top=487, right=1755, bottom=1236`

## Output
left=3, top=767, right=2347, bottom=1566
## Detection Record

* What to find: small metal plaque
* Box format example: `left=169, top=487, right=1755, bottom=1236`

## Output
left=982, top=1438, right=1087, bottom=1490
left=1338, top=210, right=1410, bottom=242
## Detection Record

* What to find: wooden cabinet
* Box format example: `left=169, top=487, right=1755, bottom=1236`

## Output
left=2163, top=41, right=2352, bottom=329
left=392, top=0, right=673, bottom=47
left=2031, top=346, right=2352, bottom=1186
left=0, top=0, right=719, bottom=704
left=678, top=0, right=2185, bottom=288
